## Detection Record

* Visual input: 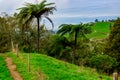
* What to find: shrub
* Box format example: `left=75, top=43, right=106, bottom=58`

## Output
left=105, top=18, right=120, bottom=71
left=89, top=54, right=117, bottom=74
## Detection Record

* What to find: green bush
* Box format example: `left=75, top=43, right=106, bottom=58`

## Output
left=47, top=35, right=70, bottom=58
left=0, top=35, right=10, bottom=53
left=105, top=18, right=120, bottom=71
left=89, top=54, right=117, bottom=74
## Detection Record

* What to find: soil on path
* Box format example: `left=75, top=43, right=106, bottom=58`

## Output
left=5, top=57, right=23, bottom=80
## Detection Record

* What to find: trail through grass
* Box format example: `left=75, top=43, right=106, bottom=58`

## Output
left=0, top=54, right=12, bottom=80
left=7, top=52, right=112, bottom=80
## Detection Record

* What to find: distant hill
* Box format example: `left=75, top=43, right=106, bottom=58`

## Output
left=87, top=22, right=113, bottom=39
left=7, top=52, right=112, bottom=80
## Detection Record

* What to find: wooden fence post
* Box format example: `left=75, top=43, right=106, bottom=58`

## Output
left=16, top=44, right=19, bottom=57
left=113, top=72, right=118, bottom=80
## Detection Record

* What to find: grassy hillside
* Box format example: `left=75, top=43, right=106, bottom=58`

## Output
left=87, top=22, right=113, bottom=39
left=7, top=52, right=112, bottom=80
left=0, top=54, right=12, bottom=80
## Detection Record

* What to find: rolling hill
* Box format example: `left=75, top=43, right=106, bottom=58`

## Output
left=7, top=52, right=112, bottom=80
left=87, top=22, right=113, bottom=39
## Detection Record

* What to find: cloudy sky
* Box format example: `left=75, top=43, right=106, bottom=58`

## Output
left=0, top=0, right=120, bottom=29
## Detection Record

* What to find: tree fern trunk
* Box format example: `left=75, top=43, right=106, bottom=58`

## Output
left=75, top=31, right=77, bottom=47
left=37, top=18, right=40, bottom=53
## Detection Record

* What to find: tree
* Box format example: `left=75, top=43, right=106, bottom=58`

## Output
left=57, top=23, right=92, bottom=63
left=89, top=54, right=117, bottom=74
left=0, top=13, right=16, bottom=53
left=17, top=0, right=56, bottom=53
left=95, top=19, right=99, bottom=22
left=105, top=18, right=120, bottom=71
left=0, top=16, right=9, bottom=52
left=57, top=23, right=92, bottom=47
left=47, top=35, right=69, bottom=58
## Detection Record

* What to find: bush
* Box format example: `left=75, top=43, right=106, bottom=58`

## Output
left=47, top=35, right=70, bottom=58
left=105, top=18, right=120, bottom=71
left=0, top=34, right=10, bottom=53
left=89, top=54, right=117, bottom=74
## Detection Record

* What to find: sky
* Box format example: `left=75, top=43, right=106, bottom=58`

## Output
left=0, top=0, right=120, bottom=30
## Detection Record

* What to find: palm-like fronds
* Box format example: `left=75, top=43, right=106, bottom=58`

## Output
left=57, top=23, right=93, bottom=46
left=17, top=0, right=56, bottom=25
left=17, top=0, right=56, bottom=53
left=57, top=24, right=72, bottom=36
left=45, top=16, right=54, bottom=30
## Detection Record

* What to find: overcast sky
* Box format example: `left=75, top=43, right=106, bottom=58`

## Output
left=0, top=0, right=120, bottom=29
left=0, top=0, right=120, bottom=16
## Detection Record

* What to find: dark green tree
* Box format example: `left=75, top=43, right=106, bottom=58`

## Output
left=89, top=54, right=117, bottom=74
left=105, top=18, right=120, bottom=71
left=47, top=35, right=70, bottom=58
left=57, top=23, right=91, bottom=47
left=0, top=13, right=16, bottom=52
left=57, top=23, right=92, bottom=63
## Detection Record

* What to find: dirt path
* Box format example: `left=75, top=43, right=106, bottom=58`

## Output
left=5, top=57, right=23, bottom=80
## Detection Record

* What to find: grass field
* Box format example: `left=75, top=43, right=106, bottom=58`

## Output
left=0, top=54, right=12, bottom=80
left=87, top=22, right=113, bottom=39
left=61, top=22, right=113, bottom=39
left=7, top=52, right=112, bottom=80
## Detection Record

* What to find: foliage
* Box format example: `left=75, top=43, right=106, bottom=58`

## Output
left=71, top=39, right=105, bottom=66
left=0, top=54, right=12, bottom=80
left=17, top=0, right=56, bottom=53
left=0, top=12, right=55, bottom=53
left=56, top=23, right=93, bottom=63
left=57, top=23, right=92, bottom=46
left=46, top=35, right=71, bottom=58
left=105, top=18, right=120, bottom=71
left=0, top=13, right=15, bottom=52
left=89, top=54, right=117, bottom=73
left=95, top=19, right=99, bottom=22
left=0, top=31, right=10, bottom=52
left=7, top=52, right=112, bottom=80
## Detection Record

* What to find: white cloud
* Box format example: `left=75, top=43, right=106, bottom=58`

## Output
left=0, top=0, right=35, bottom=14
left=0, top=0, right=69, bottom=14
left=47, top=0, right=69, bottom=9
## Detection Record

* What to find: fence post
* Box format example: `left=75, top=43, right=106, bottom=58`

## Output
left=16, top=44, right=18, bottom=57
left=113, top=72, right=118, bottom=80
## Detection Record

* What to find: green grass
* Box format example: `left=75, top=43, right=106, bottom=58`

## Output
left=87, top=22, right=113, bottom=39
left=0, top=54, right=12, bottom=80
left=62, top=22, right=113, bottom=39
left=7, top=52, right=112, bottom=80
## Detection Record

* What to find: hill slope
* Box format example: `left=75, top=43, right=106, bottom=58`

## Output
left=0, top=54, right=12, bottom=80
left=87, top=22, right=113, bottom=39
left=7, top=52, right=112, bottom=80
